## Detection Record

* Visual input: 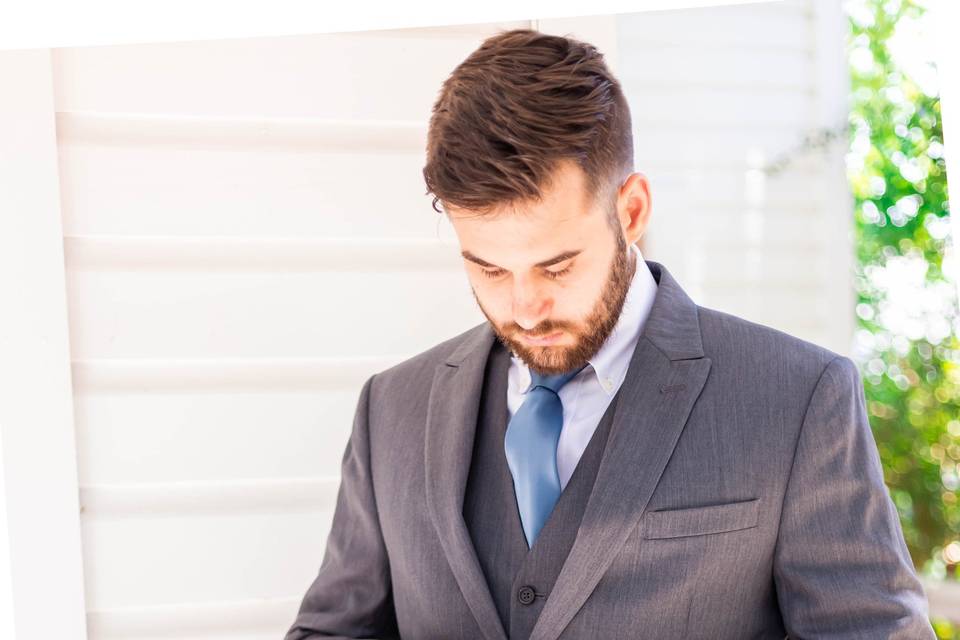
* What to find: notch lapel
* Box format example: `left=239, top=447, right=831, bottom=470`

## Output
left=424, top=321, right=507, bottom=640
left=528, top=260, right=712, bottom=640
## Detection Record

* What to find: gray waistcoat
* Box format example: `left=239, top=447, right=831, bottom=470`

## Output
left=462, top=339, right=623, bottom=640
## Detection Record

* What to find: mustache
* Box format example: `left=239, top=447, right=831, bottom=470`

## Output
left=516, top=328, right=565, bottom=337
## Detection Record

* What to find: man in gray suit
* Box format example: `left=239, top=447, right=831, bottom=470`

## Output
left=285, top=29, right=935, bottom=639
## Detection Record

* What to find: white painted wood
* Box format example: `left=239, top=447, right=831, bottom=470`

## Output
left=616, top=0, right=811, bottom=49
left=71, top=355, right=401, bottom=393
left=86, top=596, right=299, bottom=640
left=0, top=1, right=791, bottom=51
left=73, top=389, right=361, bottom=485
left=64, top=235, right=459, bottom=271
left=79, top=478, right=339, bottom=516
left=618, top=0, right=856, bottom=355
left=79, top=508, right=333, bottom=609
left=56, top=111, right=427, bottom=151
left=64, top=263, right=476, bottom=360
left=0, top=423, right=17, bottom=640
left=50, top=22, right=515, bottom=638
left=811, top=0, right=857, bottom=356
left=0, top=49, right=89, bottom=640
left=49, top=31, right=518, bottom=120
left=57, top=140, right=438, bottom=238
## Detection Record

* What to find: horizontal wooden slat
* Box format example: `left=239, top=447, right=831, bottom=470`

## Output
left=56, top=111, right=427, bottom=151
left=64, top=268, right=482, bottom=361
left=626, top=87, right=816, bottom=129
left=57, top=143, right=439, bottom=238
left=71, top=355, right=401, bottom=393
left=619, top=48, right=814, bottom=97
left=617, top=1, right=811, bottom=50
left=87, top=595, right=298, bottom=639
left=50, top=32, right=497, bottom=122
left=63, top=235, right=461, bottom=271
left=79, top=478, right=339, bottom=516
left=80, top=505, right=333, bottom=608
left=73, top=389, right=363, bottom=485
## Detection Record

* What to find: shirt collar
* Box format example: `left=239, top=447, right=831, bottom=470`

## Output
left=511, top=243, right=658, bottom=396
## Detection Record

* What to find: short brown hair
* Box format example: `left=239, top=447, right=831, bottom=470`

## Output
left=422, top=28, right=634, bottom=218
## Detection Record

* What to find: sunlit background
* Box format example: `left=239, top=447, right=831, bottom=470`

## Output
left=844, top=0, right=957, bottom=635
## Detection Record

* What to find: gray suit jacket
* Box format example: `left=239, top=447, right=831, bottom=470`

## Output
left=285, top=259, right=935, bottom=639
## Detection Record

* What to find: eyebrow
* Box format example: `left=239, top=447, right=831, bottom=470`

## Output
left=460, top=249, right=582, bottom=270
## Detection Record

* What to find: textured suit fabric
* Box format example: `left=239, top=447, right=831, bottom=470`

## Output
left=462, top=339, right=621, bottom=639
left=284, top=259, right=936, bottom=640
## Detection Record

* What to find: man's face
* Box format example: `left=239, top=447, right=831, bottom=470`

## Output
left=446, top=160, right=637, bottom=377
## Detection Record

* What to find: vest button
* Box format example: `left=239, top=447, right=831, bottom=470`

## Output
left=517, top=585, right=536, bottom=605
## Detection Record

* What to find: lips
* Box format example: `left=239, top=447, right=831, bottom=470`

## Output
left=521, top=331, right=563, bottom=345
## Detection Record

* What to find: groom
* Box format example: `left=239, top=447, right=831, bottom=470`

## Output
left=285, top=28, right=935, bottom=639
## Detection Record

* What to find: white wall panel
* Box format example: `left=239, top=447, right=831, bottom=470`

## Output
left=0, top=48, right=89, bottom=640
left=46, top=4, right=861, bottom=637
left=65, top=266, right=474, bottom=359
left=51, top=31, right=510, bottom=120
left=57, top=123, right=433, bottom=238
left=619, top=48, right=815, bottom=94
left=617, top=0, right=811, bottom=49
left=74, top=391, right=359, bottom=484
left=618, top=0, right=856, bottom=354
left=52, top=21, right=524, bottom=639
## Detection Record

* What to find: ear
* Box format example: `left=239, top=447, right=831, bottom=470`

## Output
left=616, top=172, right=652, bottom=245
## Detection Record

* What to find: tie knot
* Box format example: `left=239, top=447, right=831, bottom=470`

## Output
left=527, top=363, right=588, bottom=394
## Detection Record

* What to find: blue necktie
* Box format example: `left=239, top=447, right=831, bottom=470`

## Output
left=504, top=362, right=588, bottom=548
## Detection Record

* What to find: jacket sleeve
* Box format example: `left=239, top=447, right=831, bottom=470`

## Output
left=284, top=373, right=400, bottom=640
left=772, top=355, right=936, bottom=638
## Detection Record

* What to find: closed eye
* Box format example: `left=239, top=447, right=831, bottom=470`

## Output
left=479, top=268, right=505, bottom=280
left=543, top=266, right=572, bottom=280
left=479, top=265, right=572, bottom=280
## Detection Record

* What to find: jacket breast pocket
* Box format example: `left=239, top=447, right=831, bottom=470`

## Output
left=641, top=497, right=760, bottom=539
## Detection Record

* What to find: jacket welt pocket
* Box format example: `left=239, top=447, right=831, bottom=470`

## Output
left=642, top=498, right=760, bottom=539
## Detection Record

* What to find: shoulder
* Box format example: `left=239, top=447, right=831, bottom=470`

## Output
left=368, top=320, right=489, bottom=392
left=696, top=304, right=847, bottom=387
left=694, top=306, right=866, bottom=453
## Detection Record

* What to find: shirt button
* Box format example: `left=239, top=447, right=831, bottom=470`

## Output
left=517, top=585, right=536, bottom=605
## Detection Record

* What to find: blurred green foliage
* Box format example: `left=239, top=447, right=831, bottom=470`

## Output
left=844, top=0, right=957, bottom=633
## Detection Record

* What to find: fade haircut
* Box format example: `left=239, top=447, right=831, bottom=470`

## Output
left=422, top=28, right=634, bottom=226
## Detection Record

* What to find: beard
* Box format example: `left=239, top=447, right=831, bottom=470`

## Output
left=471, top=228, right=636, bottom=377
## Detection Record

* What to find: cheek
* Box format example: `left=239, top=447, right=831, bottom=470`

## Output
left=561, top=275, right=603, bottom=315
left=471, top=280, right=510, bottom=314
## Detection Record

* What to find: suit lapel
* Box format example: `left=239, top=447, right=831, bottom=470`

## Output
left=424, top=321, right=506, bottom=640
left=527, top=260, right=712, bottom=640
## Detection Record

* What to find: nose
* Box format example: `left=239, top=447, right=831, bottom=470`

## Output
left=511, top=276, right=551, bottom=331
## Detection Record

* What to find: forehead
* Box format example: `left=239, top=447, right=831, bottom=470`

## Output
left=448, top=205, right=598, bottom=270
left=448, top=209, right=603, bottom=272
left=446, top=161, right=599, bottom=234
